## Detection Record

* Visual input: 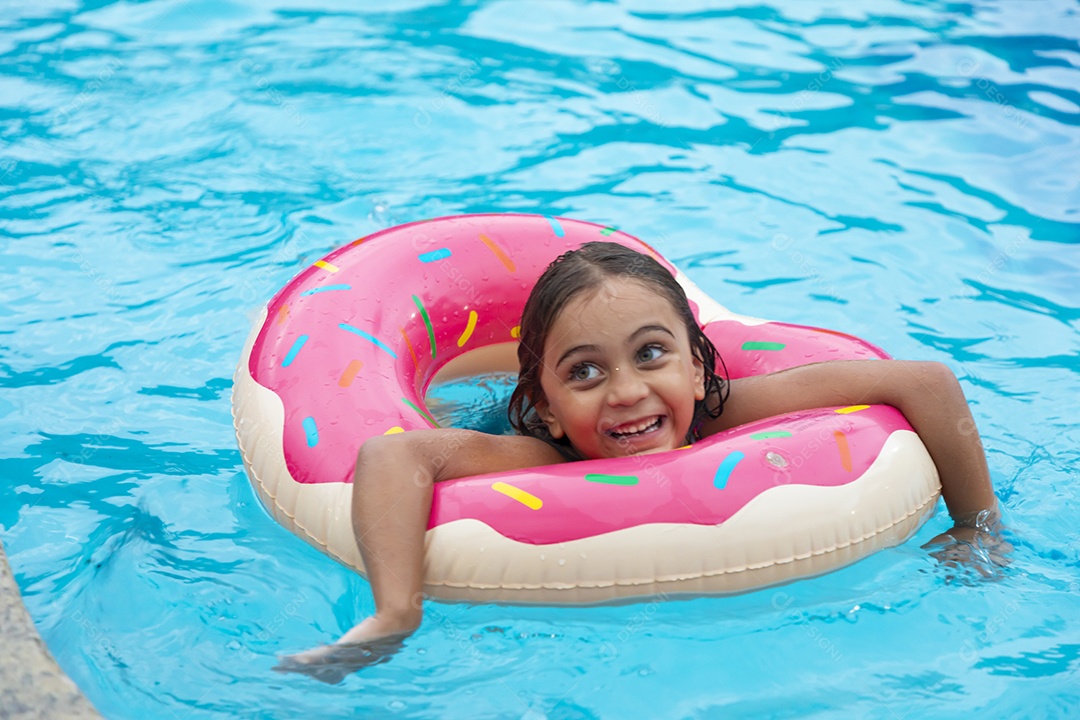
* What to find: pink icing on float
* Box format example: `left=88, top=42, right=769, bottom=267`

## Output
left=232, top=214, right=941, bottom=603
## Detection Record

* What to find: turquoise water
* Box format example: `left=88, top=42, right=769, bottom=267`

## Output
left=2, top=0, right=1079, bottom=717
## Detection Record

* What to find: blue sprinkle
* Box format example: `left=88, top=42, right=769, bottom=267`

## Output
left=301, top=284, right=351, bottom=296
left=418, top=248, right=452, bottom=263
left=302, top=416, right=319, bottom=447
left=339, top=323, right=398, bottom=358
left=282, top=335, right=308, bottom=367
left=545, top=216, right=565, bottom=237
left=713, top=451, right=745, bottom=490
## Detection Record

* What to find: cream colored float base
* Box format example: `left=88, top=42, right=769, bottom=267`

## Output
left=234, top=306, right=942, bottom=605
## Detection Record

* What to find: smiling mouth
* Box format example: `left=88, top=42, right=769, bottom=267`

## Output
left=607, top=415, right=664, bottom=440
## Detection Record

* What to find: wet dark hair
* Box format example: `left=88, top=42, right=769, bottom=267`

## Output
left=508, top=241, right=728, bottom=457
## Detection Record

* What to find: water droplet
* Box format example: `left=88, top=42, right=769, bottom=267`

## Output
left=369, top=202, right=393, bottom=229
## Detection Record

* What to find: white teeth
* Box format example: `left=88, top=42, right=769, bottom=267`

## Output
left=609, top=416, right=661, bottom=437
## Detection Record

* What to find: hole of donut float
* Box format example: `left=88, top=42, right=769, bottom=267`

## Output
left=425, top=372, right=518, bottom=435
left=425, top=342, right=520, bottom=435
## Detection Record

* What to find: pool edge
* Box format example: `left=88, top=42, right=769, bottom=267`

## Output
left=0, top=538, right=103, bottom=720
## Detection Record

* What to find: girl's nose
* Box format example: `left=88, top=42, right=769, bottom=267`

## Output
left=606, top=367, right=649, bottom=407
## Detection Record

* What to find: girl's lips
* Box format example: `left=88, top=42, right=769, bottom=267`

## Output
left=606, top=415, right=664, bottom=438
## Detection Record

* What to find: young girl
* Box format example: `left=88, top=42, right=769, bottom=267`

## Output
left=279, top=241, right=1001, bottom=680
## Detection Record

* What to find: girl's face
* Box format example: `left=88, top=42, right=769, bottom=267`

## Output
left=535, top=277, right=705, bottom=459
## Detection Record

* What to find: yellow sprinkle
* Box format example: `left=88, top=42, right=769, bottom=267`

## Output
left=835, top=405, right=870, bottom=414
left=491, top=481, right=542, bottom=510
left=457, top=310, right=478, bottom=348
left=510, top=325, right=521, bottom=339
left=314, top=260, right=339, bottom=273
left=383, top=426, right=405, bottom=435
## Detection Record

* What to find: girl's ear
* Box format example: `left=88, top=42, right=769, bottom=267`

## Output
left=692, top=356, right=706, bottom=402
left=535, top=400, right=565, bottom=439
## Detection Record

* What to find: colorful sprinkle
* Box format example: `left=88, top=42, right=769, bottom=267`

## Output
left=741, top=341, right=786, bottom=351
left=585, top=473, right=639, bottom=486
left=302, top=417, right=319, bottom=447
left=545, top=216, right=565, bottom=237
left=457, top=310, right=478, bottom=347
left=384, top=426, right=405, bottom=435
left=401, top=397, right=439, bottom=428
left=314, top=260, right=339, bottom=273
left=302, top=284, right=351, bottom=296
left=600, top=227, right=617, bottom=236
left=349, top=236, right=368, bottom=247
left=510, top=325, right=521, bottom=339
left=400, top=327, right=420, bottom=373
left=750, top=430, right=793, bottom=440
left=713, top=450, right=745, bottom=490
left=479, top=233, right=516, bottom=272
left=835, top=405, right=870, bottom=414
left=412, top=295, right=436, bottom=360
left=393, top=325, right=416, bottom=371
left=813, top=326, right=862, bottom=341
left=634, top=237, right=665, bottom=263
left=276, top=304, right=290, bottom=325
left=339, top=324, right=397, bottom=358
left=834, top=430, right=852, bottom=472
left=282, top=335, right=308, bottom=367
left=338, top=359, right=363, bottom=387
left=491, top=481, right=543, bottom=510
left=419, top=248, right=452, bottom=263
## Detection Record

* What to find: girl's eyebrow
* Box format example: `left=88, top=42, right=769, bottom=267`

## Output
left=555, top=325, right=676, bottom=367
left=556, top=344, right=599, bottom=368
left=629, top=324, right=676, bottom=342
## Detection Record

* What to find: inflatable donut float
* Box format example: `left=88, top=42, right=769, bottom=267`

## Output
left=232, top=214, right=941, bottom=603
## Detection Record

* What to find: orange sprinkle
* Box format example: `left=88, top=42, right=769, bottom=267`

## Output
left=479, top=233, right=516, bottom=273
left=634, top=237, right=664, bottom=263
left=834, top=430, right=852, bottom=472
left=400, top=327, right=420, bottom=373
left=349, top=236, right=368, bottom=247
left=338, top=359, right=363, bottom=387
left=276, top=304, right=290, bottom=325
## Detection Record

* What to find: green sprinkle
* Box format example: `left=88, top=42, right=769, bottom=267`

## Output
left=741, top=341, right=786, bottom=351
left=585, top=473, right=639, bottom=486
left=412, top=294, right=436, bottom=360
left=401, top=397, right=440, bottom=428
left=750, top=431, right=793, bottom=440
left=599, top=227, right=617, bottom=236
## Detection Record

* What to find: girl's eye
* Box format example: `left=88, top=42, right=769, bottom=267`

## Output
left=637, top=344, right=665, bottom=363
left=570, top=364, right=600, bottom=382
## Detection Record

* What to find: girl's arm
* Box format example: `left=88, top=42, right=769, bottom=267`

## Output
left=276, top=429, right=564, bottom=680
left=702, top=359, right=998, bottom=524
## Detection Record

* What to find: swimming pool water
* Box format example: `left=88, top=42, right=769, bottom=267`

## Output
left=2, top=1, right=1079, bottom=718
